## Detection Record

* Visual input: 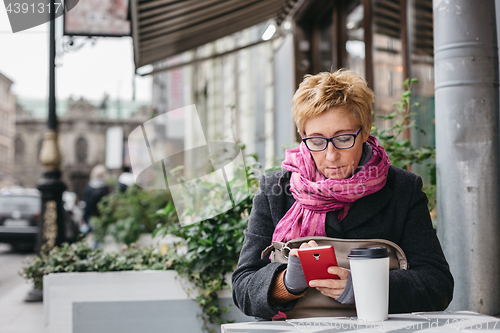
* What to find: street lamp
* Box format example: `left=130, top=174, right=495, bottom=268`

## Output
left=26, top=0, right=67, bottom=302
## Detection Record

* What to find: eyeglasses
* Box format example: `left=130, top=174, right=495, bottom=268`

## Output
left=302, top=127, right=362, bottom=152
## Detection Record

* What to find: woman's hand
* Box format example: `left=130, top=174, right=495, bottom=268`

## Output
left=289, top=239, right=319, bottom=257
left=309, top=266, right=349, bottom=299
left=283, top=241, right=318, bottom=295
left=289, top=240, right=349, bottom=299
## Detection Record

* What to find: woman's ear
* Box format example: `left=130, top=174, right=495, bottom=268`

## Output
left=361, top=131, right=369, bottom=143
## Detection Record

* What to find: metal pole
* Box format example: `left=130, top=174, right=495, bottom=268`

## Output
left=434, top=0, right=500, bottom=314
left=48, top=1, right=56, bottom=132
left=37, top=0, right=66, bottom=253
left=27, top=0, right=67, bottom=302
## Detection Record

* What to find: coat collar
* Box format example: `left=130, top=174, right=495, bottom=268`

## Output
left=338, top=181, right=393, bottom=233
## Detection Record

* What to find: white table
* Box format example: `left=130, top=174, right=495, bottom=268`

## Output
left=221, top=311, right=500, bottom=333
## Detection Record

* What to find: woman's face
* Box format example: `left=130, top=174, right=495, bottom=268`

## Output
left=303, top=107, right=368, bottom=180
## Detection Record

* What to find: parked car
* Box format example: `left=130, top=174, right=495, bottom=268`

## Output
left=0, top=187, right=81, bottom=251
left=0, top=187, right=41, bottom=251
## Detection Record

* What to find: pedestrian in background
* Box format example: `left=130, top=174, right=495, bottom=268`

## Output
left=81, top=165, right=109, bottom=236
left=115, top=166, right=135, bottom=193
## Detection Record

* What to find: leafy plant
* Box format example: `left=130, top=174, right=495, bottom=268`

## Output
left=371, top=78, right=436, bottom=212
left=20, top=241, right=174, bottom=290
left=20, top=156, right=258, bottom=332
left=153, top=150, right=263, bottom=332
left=92, top=185, right=175, bottom=245
left=371, top=78, right=435, bottom=169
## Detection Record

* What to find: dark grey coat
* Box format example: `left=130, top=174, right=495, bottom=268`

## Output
left=232, top=166, right=454, bottom=319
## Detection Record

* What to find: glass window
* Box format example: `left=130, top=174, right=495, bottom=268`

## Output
left=345, top=3, right=365, bottom=78
left=409, top=0, right=435, bottom=183
left=37, top=139, right=43, bottom=163
left=0, top=144, right=7, bottom=164
left=316, top=13, right=333, bottom=72
left=15, top=137, right=24, bottom=164
left=0, top=196, right=40, bottom=213
left=75, top=137, right=88, bottom=164
left=0, top=81, right=5, bottom=102
left=0, top=111, right=6, bottom=133
left=372, top=0, right=404, bottom=127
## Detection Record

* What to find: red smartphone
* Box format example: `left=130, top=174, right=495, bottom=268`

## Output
left=297, top=245, right=340, bottom=283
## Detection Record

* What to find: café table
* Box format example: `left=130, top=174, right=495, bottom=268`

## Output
left=221, top=311, right=500, bottom=333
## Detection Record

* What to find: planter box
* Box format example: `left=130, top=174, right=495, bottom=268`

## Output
left=43, top=270, right=254, bottom=333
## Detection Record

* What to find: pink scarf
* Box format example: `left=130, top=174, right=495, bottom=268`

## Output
left=271, top=136, right=390, bottom=243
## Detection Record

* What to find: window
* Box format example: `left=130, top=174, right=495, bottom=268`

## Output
left=0, top=144, right=8, bottom=164
left=0, top=111, right=8, bottom=134
left=346, top=3, right=365, bottom=78
left=75, top=137, right=88, bottom=164
left=409, top=0, right=435, bottom=178
left=37, top=138, right=43, bottom=163
left=14, top=137, right=24, bottom=164
left=316, top=9, right=334, bottom=72
left=372, top=0, right=404, bottom=128
left=0, top=81, right=5, bottom=102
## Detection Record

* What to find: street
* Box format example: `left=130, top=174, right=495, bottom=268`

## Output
left=0, top=243, right=46, bottom=333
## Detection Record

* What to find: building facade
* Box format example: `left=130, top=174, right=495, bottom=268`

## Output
left=151, top=25, right=276, bottom=174
left=0, top=72, right=16, bottom=187
left=14, top=98, right=152, bottom=199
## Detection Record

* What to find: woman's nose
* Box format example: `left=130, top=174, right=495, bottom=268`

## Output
left=325, top=142, right=340, bottom=162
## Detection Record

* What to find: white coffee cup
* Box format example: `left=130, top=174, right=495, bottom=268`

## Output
left=348, top=247, right=390, bottom=322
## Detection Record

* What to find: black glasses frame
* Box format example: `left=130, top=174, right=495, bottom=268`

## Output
left=302, top=127, right=363, bottom=152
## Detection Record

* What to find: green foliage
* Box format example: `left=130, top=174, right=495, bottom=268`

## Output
left=92, top=186, right=175, bottom=245
left=371, top=78, right=437, bottom=212
left=371, top=78, right=435, bottom=169
left=161, top=206, right=250, bottom=332
left=19, top=241, right=174, bottom=290
left=153, top=153, right=262, bottom=332
left=21, top=147, right=267, bottom=332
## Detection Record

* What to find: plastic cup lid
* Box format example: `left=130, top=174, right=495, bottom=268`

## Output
left=347, top=247, right=390, bottom=259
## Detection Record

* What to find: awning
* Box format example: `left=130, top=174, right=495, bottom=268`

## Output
left=130, top=0, right=297, bottom=70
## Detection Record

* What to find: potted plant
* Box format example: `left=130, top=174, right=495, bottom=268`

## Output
left=20, top=156, right=263, bottom=333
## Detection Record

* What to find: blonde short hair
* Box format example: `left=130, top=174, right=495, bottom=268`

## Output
left=292, top=69, right=374, bottom=138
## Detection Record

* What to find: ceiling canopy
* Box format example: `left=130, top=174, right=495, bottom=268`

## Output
left=130, top=0, right=297, bottom=70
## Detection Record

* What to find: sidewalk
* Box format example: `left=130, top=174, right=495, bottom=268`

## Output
left=0, top=281, right=46, bottom=333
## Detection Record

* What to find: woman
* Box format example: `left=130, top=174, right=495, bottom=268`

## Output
left=232, top=69, right=453, bottom=320
left=82, top=164, right=109, bottom=235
